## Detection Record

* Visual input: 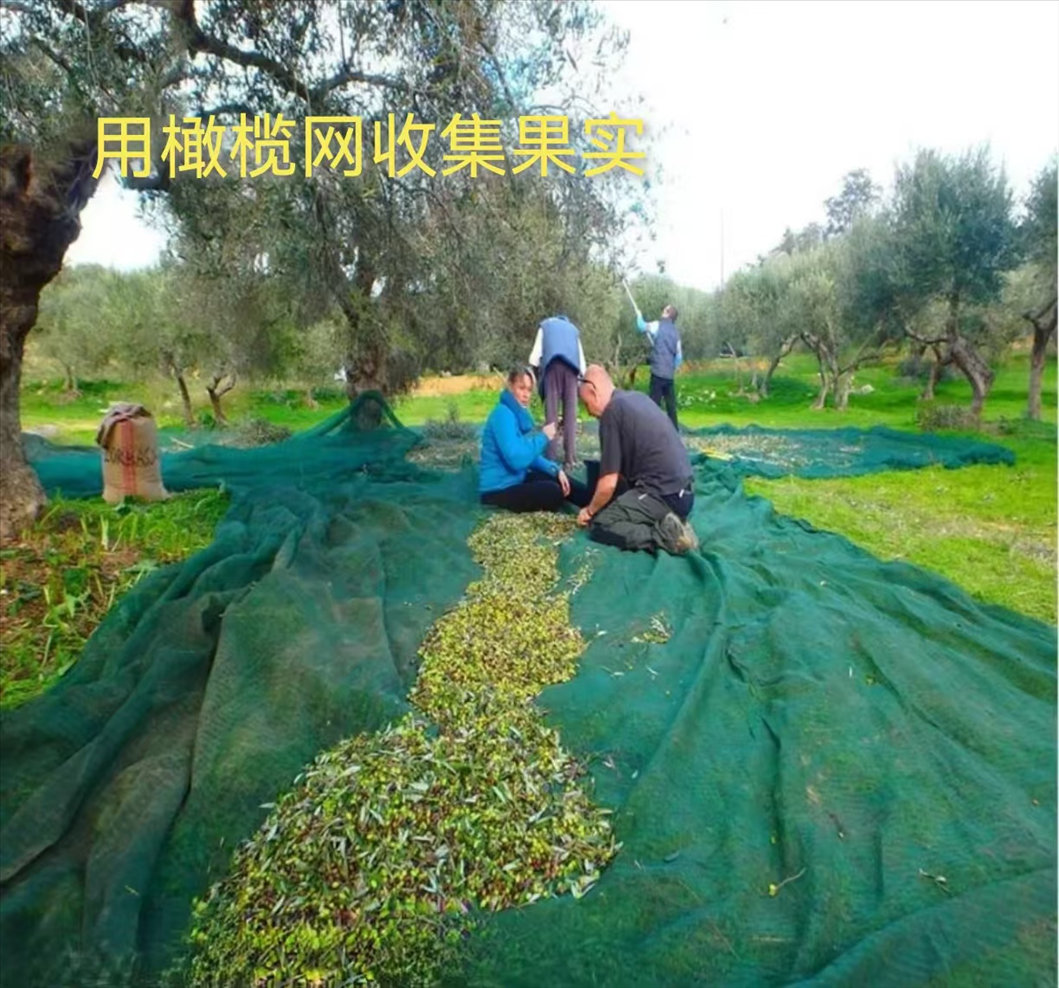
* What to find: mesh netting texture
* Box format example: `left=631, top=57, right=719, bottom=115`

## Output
left=3, top=399, right=1054, bottom=986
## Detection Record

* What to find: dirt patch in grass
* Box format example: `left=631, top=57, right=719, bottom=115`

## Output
left=412, top=374, right=504, bottom=397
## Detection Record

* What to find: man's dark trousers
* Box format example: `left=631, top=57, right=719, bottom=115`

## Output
left=649, top=373, right=678, bottom=430
left=544, top=360, right=580, bottom=464
left=583, top=460, right=695, bottom=554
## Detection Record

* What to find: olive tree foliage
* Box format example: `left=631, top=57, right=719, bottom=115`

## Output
left=772, top=223, right=824, bottom=259
left=784, top=249, right=845, bottom=408
left=175, top=267, right=309, bottom=423
left=824, top=168, right=882, bottom=238
left=829, top=151, right=1023, bottom=414
left=889, top=147, right=1020, bottom=415
left=712, top=154, right=1028, bottom=415
left=0, top=0, right=643, bottom=533
left=384, top=170, right=636, bottom=380
left=718, top=255, right=797, bottom=398
left=33, top=264, right=122, bottom=391
left=33, top=261, right=300, bottom=424
left=148, top=3, right=640, bottom=401
left=114, top=267, right=209, bottom=428
left=772, top=242, right=894, bottom=411
left=614, top=274, right=714, bottom=385
left=714, top=238, right=895, bottom=410
left=716, top=168, right=893, bottom=408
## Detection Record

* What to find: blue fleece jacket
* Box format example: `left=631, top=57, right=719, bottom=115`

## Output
left=478, top=389, right=558, bottom=494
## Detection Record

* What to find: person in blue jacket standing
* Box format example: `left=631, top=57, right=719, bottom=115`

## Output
left=636, top=303, right=683, bottom=431
left=528, top=315, right=587, bottom=469
left=479, top=365, right=591, bottom=513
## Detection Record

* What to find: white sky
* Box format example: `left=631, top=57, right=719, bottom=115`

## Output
left=67, top=0, right=1059, bottom=292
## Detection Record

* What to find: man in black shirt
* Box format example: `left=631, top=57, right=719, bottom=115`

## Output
left=576, top=365, right=698, bottom=555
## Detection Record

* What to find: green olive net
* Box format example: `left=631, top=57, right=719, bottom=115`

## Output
left=186, top=514, right=617, bottom=987
left=683, top=423, right=1015, bottom=478
left=3, top=398, right=1054, bottom=987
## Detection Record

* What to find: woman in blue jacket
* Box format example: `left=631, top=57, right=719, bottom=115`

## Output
left=479, top=366, right=591, bottom=513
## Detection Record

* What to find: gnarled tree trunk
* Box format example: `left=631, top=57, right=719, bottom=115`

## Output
left=804, top=333, right=838, bottom=410
left=920, top=344, right=948, bottom=401
left=811, top=370, right=830, bottom=410
left=60, top=361, right=79, bottom=394
left=1024, top=298, right=1057, bottom=421
left=947, top=336, right=994, bottom=417
left=162, top=354, right=195, bottom=428
left=206, top=371, right=237, bottom=425
left=759, top=333, right=798, bottom=399
left=834, top=370, right=854, bottom=411
left=942, top=293, right=994, bottom=417
left=338, top=256, right=390, bottom=429
left=0, top=142, right=98, bottom=539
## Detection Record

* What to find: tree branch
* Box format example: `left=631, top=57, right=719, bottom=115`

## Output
left=28, top=36, right=75, bottom=77
left=200, top=102, right=257, bottom=120
left=904, top=326, right=949, bottom=347
left=478, top=37, right=519, bottom=115
left=50, top=0, right=92, bottom=24
left=208, top=371, right=237, bottom=397
left=1022, top=295, right=1058, bottom=328
left=313, top=63, right=421, bottom=101
left=48, top=0, right=151, bottom=67
left=838, top=322, right=895, bottom=375
left=172, top=0, right=416, bottom=105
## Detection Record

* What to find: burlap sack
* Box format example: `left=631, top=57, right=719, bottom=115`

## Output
left=96, top=403, right=169, bottom=504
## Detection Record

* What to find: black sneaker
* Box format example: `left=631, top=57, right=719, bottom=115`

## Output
left=658, top=512, right=699, bottom=555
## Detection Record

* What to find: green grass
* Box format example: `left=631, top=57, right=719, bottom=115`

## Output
left=17, top=349, right=1057, bottom=626
left=392, top=388, right=501, bottom=426
left=671, top=351, right=1057, bottom=430
left=18, top=378, right=352, bottom=445
left=744, top=445, right=1056, bottom=625
left=0, top=491, right=230, bottom=709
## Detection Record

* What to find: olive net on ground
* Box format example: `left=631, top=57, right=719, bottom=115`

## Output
left=681, top=423, right=1016, bottom=478
left=3, top=400, right=1054, bottom=986
left=451, top=459, right=1055, bottom=986
left=430, top=421, right=1014, bottom=480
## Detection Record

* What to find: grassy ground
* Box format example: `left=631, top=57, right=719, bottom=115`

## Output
left=681, top=354, right=1056, bottom=624
left=673, top=351, right=1056, bottom=430
left=15, top=348, right=1058, bottom=650
left=21, top=351, right=1054, bottom=439
left=0, top=491, right=229, bottom=709
left=743, top=422, right=1055, bottom=624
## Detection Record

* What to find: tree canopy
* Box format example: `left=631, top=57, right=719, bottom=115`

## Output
left=711, top=149, right=1051, bottom=416
left=0, top=0, right=651, bottom=533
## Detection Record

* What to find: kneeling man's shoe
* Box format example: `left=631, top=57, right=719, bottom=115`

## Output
left=659, top=512, right=698, bottom=555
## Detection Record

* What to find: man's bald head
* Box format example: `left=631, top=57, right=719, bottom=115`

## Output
left=578, top=363, right=615, bottom=418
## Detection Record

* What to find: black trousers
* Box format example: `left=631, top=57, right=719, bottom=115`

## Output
left=480, top=469, right=592, bottom=513
left=649, top=373, right=679, bottom=431
left=583, top=459, right=695, bottom=552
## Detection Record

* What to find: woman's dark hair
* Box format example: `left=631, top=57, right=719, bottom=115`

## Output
left=507, top=364, right=535, bottom=386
